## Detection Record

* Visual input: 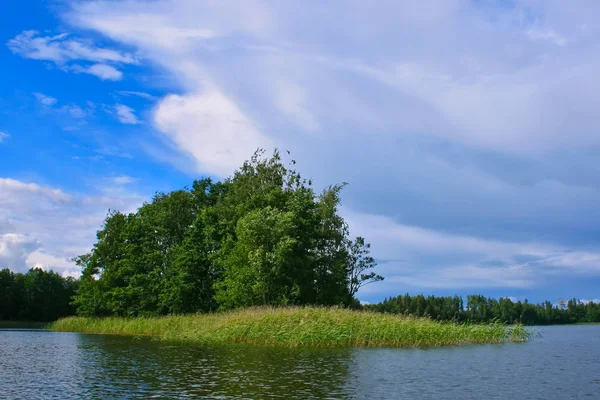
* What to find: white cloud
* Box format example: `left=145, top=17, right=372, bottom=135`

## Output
left=580, top=299, right=600, bottom=304
left=0, top=132, right=9, bottom=143
left=66, top=0, right=267, bottom=51
left=0, top=234, right=40, bottom=271
left=526, top=27, right=569, bottom=46
left=0, top=177, right=144, bottom=274
left=7, top=30, right=136, bottom=80
left=110, top=175, right=136, bottom=185
left=33, top=92, right=58, bottom=106
left=118, top=91, right=155, bottom=100
left=0, top=178, right=72, bottom=204
left=154, top=91, right=272, bottom=176
left=274, top=80, right=318, bottom=132
left=68, top=105, right=87, bottom=119
left=0, top=217, right=16, bottom=235
left=63, top=0, right=600, bottom=176
left=23, top=0, right=600, bottom=297
left=67, top=1, right=275, bottom=176
left=343, top=208, right=546, bottom=260
left=27, top=251, right=72, bottom=272
left=115, top=104, right=139, bottom=124
left=72, top=63, right=123, bottom=80
left=344, top=208, right=600, bottom=292
left=7, top=30, right=136, bottom=64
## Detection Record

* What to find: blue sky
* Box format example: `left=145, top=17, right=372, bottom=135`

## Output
left=1, top=0, right=600, bottom=304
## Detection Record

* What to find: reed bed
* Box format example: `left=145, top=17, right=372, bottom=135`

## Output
left=50, top=307, right=530, bottom=348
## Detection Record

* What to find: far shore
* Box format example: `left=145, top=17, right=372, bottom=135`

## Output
left=0, top=321, right=49, bottom=329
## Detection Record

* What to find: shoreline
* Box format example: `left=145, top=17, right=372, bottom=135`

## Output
left=0, top=321, right=49, bottom=329
left=50, top=307, right=530, bottom=348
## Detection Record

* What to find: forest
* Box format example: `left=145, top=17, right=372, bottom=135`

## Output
left=0, top=268, right=77, bottom=321
left=365, top=293, right=600, bottom=324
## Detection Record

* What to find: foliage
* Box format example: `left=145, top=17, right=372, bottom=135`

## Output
left=346, top=237, right=384, bottom=297
left=0, top=268, right=77, bottom=321
left=51, top=306, right=529, bottom=348
left=73, top=149, right=382, bottom=316
left=365, top=293, right=600, bottom=325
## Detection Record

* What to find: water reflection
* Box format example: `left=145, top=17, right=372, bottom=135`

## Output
left=1, top=326, right=600, bottom=399
left=1, top=331, right=353, bottom=399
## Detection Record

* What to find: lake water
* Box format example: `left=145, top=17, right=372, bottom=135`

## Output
left=1, top=325, right=599, bottom=399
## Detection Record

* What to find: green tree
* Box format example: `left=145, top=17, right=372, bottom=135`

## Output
left=346, top=236, right=383, bottom=299
left=72, top=149, right=384, bottom=316
left=0, top=267, right=76, bottom=321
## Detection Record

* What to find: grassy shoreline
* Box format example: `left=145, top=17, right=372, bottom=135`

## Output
left=51, top=307, right=530, bottom=348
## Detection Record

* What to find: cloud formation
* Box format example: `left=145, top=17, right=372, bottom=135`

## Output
left=0, top=233, right=40, bottom=272
left=7, top=30, right=136, bottom=80
left=0, top=132, right=9, bottom=143
left=345, top=208, right=600, bottom=293
left=110, top=175, right=136, bottom=185
left=33, top=92, right=58, bottom=106
left=115, top=104, right=139, bottom=124
left=118, top=91, right=155, bottom=100
left=59, top=0, right=600, bottom=298
left=71, top=63, right=123, bottom=80
left=5, top=1, right=600, bottom=298
left=0, top=177, right=144, bottom=276
left=154, top=92, right=272, bottom=176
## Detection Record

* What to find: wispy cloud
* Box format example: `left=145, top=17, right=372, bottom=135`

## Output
left=580, top=299, right=600, bottom=304
left=33, top=92, right=58, bottom=106
left=7, top=30, right=136, bottom=64
left=115, top=104, right=139, bottom=124
left=526, top=27, right=569, bottom=46
left=7, top=0, right=600, bottom=299
left=65, top=0, right=600, bottom=170
left=7, top=30, right=136, bottom=80
left=0, top=132, right=9, bottom=143
left=110, top=175, right=136, bottom=185
left=71, top=63, right=123, bottom=80
left=67, top=105, right=87, bottom=119
left=118, top=91, right=156, bottom=100
left=344, top=208, right=600, bottom=292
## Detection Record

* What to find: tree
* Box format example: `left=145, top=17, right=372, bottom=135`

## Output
left=0, top=267, right=76, bottom=321
left=72, top=149, right=385, bottom=316
left=212, top=150, right=353, bottom=308
left=346, top=236, right=383, bottom=298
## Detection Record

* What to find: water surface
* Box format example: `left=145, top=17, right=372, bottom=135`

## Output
left=1, top=325, right=599, bottom=399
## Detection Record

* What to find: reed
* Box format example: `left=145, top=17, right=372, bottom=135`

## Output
left=50, top=307, right=530, bottom=348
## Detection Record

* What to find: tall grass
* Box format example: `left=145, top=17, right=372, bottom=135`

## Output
left=50, top=307, right=530, bottom=348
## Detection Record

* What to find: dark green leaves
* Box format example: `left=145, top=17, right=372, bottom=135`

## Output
left=73, top=149, right=384, bottom=316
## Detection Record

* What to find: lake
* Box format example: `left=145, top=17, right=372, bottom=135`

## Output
left=1, top=325, right=599, bottom=399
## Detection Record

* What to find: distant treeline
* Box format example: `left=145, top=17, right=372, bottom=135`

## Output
left=0, top=268, right=77, bottom=322
left=365, top=294, right=600, bottom=325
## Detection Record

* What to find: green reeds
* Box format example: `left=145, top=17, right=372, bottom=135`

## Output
left=50, top=307, right=530, bottom=348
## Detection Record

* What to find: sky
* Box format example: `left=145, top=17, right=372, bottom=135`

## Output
left=1, top=0, right=600, bottom=304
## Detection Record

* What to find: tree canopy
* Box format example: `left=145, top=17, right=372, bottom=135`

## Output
left=0, top=268, right=77, bottom=321
left=73, top=149, right=382, bottom=316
